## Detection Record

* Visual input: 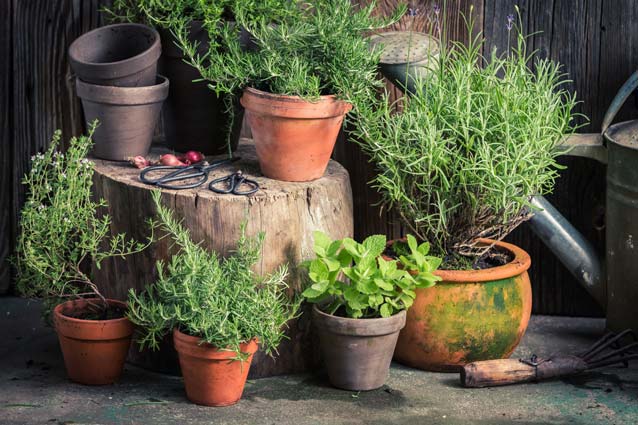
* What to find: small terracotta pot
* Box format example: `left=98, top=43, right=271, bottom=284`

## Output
left=240, top=87, right=352, bottom=182
left=173, top=329, right=258, bottom=406
left=159, top=22, right=243, bottom=155
left=76, top=75, right=169, bottom=161
left=53, top=298, right=133, bottom=385
left=388, top=238, right=532, bottom=372
left=69, top=23, right=161, bottom=87
left=312, top=305, right=406, bottom=391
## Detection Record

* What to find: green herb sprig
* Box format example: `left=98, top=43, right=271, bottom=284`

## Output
left=14, top=122, right=152, bottom=313
left=350, top=12, right=580, bottom=264
left=127, top=191, right=301, bottom=358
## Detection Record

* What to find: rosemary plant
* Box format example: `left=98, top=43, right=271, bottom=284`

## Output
left=127, top=191, right=301, bottom=358
left=176, top=0, right=405, bottom=103
left=103, top=0, right=295, bottom=30
left=14, top=122, right=151, bottom=315
left=350, top=15, right=579, bottom=265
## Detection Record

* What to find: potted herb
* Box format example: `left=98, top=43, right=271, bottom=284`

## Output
left=13, top=122, right=151, bottom=385
left=176, top=0, right=405, bottom=181
left=303, top=231, right=440, bottom=391
left=127, top=191, right=300, bottom=406
left=103, top=0, right=295, bottom=155
left=351, top=15, right=579, bottom=371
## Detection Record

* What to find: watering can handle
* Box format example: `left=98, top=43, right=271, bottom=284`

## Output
left=601, top=69, right=638, bottom=134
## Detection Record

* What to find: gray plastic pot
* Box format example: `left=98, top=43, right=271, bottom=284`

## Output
left=69, top=23, right=161, bottom=87
left=312, top=305, right=406, bottom=391
left=158, top=22, right=243, bottom=155
left=76, top=75, right=169, bottom=161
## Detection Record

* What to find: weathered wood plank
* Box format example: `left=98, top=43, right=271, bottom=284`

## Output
left=8, top=0, right=111, bottom=295
left=0, top=1, right=13, bottom=293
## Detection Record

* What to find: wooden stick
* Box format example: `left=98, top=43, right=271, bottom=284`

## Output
left=461, top=356, right=588, bottom=388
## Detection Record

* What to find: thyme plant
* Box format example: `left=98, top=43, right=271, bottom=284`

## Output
left=127, top=191, right=300, bottom=358
left=176, top=0, right=405, bottom=102
left=350, top=16, right=579, bottom=265
left=14, top=122, right=151, bottom=314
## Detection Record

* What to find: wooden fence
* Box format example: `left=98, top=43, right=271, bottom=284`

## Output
left=2, top=0, right=637, bottom=316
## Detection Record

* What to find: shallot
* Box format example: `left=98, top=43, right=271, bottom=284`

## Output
left=130, top=156, right=151, bottom=169
left=183, top=150, right=205, bottom=164
left=160, top=154, right=187, bottom=167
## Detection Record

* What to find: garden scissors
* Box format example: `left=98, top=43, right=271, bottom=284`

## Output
left=139, top=157, right=240, bottom=190
left=208, top=171, right=259, bottom=196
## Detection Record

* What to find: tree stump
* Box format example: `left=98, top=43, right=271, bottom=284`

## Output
left=92, top=139, right=353, bottom=378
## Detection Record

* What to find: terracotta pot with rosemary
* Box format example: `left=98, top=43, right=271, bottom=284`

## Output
left=13, top=121, right=152, bottom=385
left=174, top=0, right=405, bottom=181
left=127, top=191, right=300, bottom=407
left=351, top=11, right=579, bottom=371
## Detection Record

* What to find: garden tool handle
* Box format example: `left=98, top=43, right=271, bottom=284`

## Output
left=461, top=355, right=588, bottom=388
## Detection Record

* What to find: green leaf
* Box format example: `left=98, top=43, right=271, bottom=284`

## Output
left=407, top=234, right=418, bottom=254
left=380, top=303, right=392, bottom=318
left=356, top=279, right=378, bottom=294
left=313, top=231, right=332, bottom=251
left=374, top=278, right=394, bottom=291
left=363, top=234, right=387, bottom=257
left=309, top=260, right=329, bottom=281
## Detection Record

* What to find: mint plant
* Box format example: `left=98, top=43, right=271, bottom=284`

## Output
left=303, top=232, right=441, bottom=319
left=127, top=191, right=301, bottom=358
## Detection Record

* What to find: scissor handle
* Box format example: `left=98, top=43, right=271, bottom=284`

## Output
left=140, top=165, right=207, bottom=189
left=233, top=175, right=259, bottom=195
left=209, top=171, right=259, bottom=196
left=139, top=165, right=187, bottom=184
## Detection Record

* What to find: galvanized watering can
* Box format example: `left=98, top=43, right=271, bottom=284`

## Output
left=528, top=70, right=638, bottom=332
left=372, top=32, right=638, bottom=332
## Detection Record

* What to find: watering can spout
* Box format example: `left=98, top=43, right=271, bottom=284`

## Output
left=527, top=196, right=606, bottom=307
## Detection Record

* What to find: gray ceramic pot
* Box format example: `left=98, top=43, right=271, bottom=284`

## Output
left=69, top=23, right=161, bottom=87
left=312, top=305, right=406, bottom=391
left=76, top=75, right=169, bottom=161
left=159, top=22, right=243, bottom=155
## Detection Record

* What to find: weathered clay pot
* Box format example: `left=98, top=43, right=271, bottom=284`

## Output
left=53, top=298, right=133, bottom=385
left=312, top=305, right=406, bottom=391
left=391, top=238, right=532, bottom=372
left=76, top=75, right=169, bottom=161
left=173, top=329, right=258, bottom=406
left=159, top=22, right=243, bottom=155
left=241, top=87, right=352, bottom=182
left=69, top=23, right=161, bottom=87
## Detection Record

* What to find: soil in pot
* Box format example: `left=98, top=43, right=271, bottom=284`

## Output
left=53, top=298, right=133, bottom=385
left=387, top=238, right=532, bottom=372
left=76, top=75, right=169, bottom=161
left=312, top=305, right=406, bottom=391
left=159, top=23, right=243, bottom=155
left=69, top=23, right=161, bottom=87
left=172, top=329, right=258, bottom=406
left=241, top=87, right=352, bottom=182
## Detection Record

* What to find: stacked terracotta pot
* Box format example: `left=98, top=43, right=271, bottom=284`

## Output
left=69, top=23, right=168, bottom=161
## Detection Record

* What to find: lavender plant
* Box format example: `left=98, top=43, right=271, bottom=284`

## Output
left=350, top=12, right=580, bottom=266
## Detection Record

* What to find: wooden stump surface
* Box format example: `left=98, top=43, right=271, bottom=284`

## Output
left=92, top=139, right=354, bottom=378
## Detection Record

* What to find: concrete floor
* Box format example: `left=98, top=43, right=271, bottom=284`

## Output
left=0, top=297, right=637, bottom=425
